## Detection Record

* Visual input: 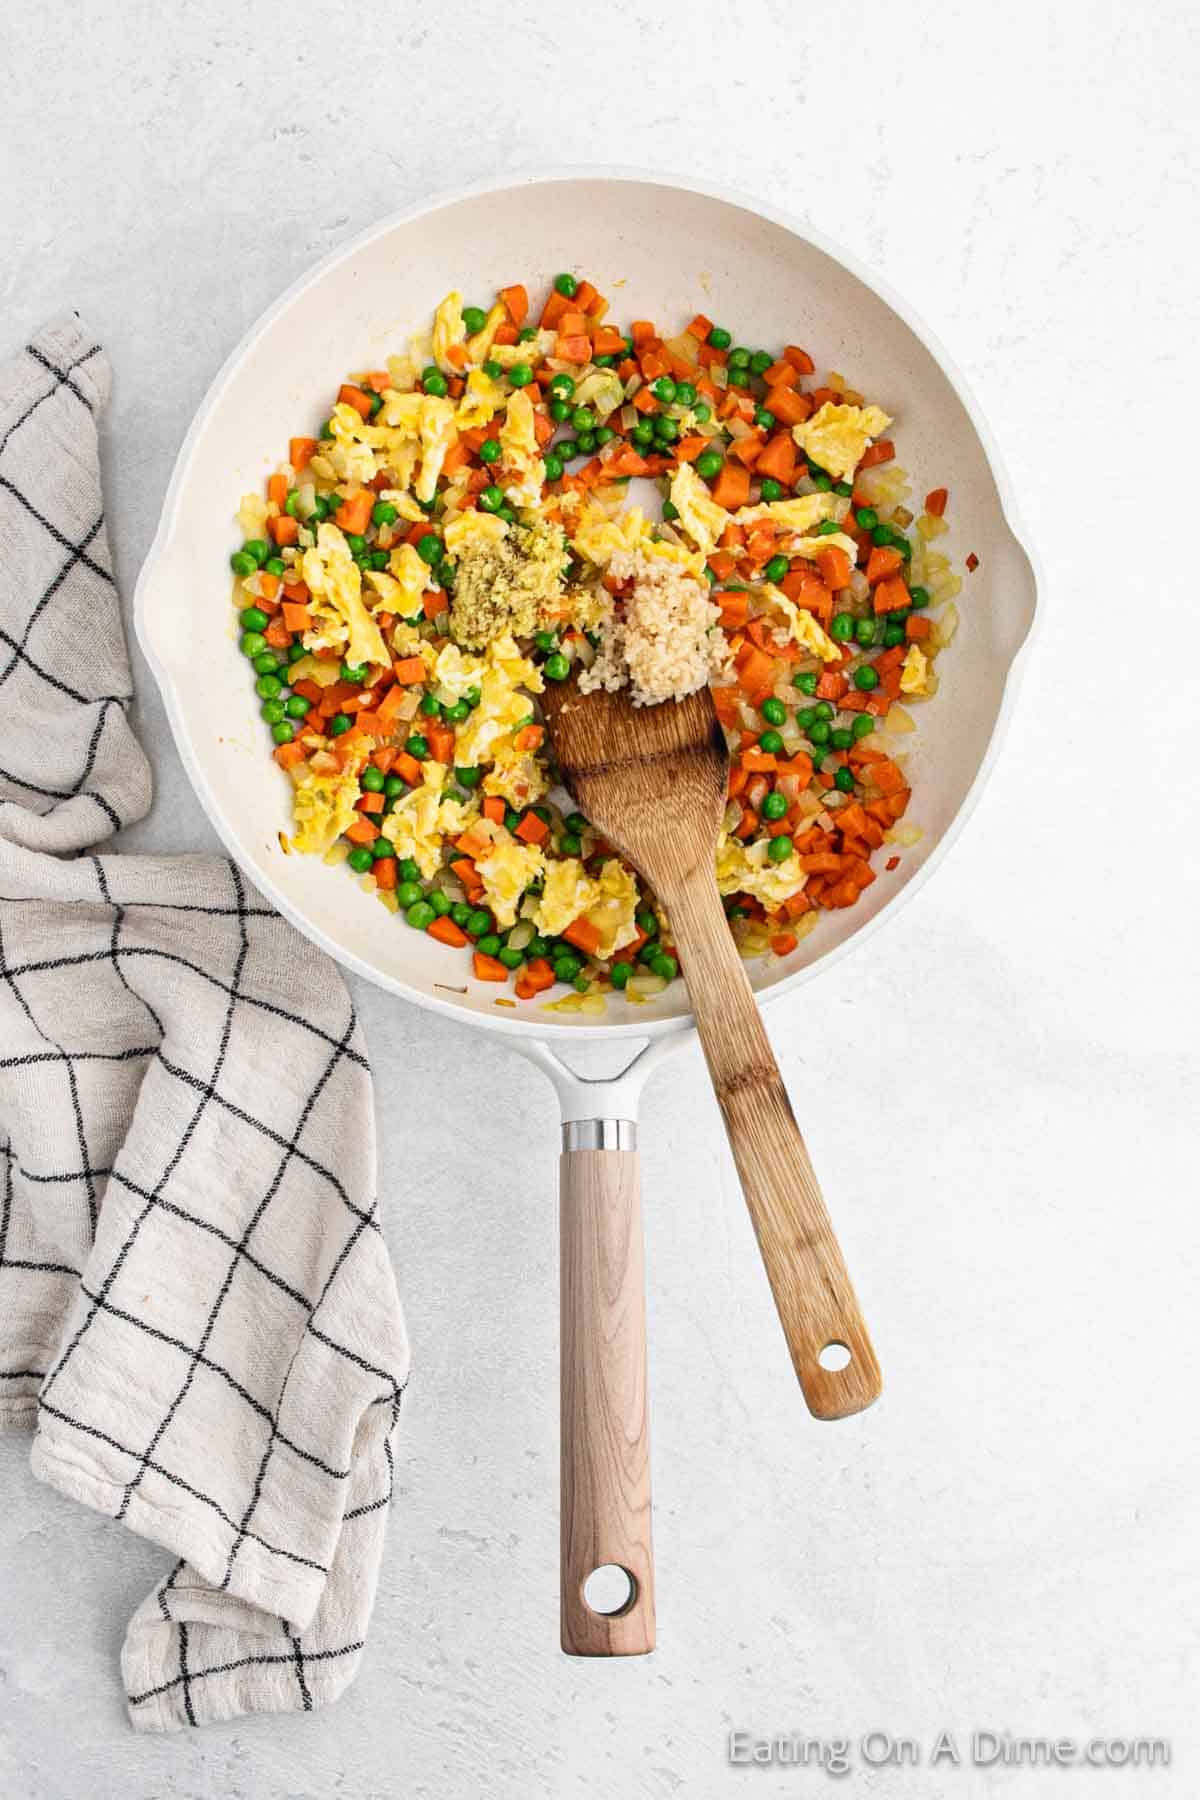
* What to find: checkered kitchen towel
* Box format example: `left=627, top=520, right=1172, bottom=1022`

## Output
left=0, top=318, right=410, bottom=1730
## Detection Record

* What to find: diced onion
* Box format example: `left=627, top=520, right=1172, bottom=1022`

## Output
left=508, top=921, right=534, bottom=951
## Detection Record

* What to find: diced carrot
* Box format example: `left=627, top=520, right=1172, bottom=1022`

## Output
left=865, top=545, right=903, bottom=585
left=492, top=322, right=518, bottom=347
left=515, top=956, right=556, bottom=1000
left=906, top=615, right=932, bottom=641
left=710, top=463, right=751, bottom=510
left=608, top=444, right=650, bottom=478
left=498, top=284, right=528, bottom=327
left=859, top=439, right=895, bottom=469
left=426, top=722, right=455, bottom=763
left=515, top=811, right=549, bottom=846
left=761, top=361, right=798, bottom=390
left=482, top=796, right=506, bottom=824
left=372, top=856, right=397, bottom=890
left=268, top=514, right=298, bottom=547
left=729, top=433, right=764, bottom=470
left=741, top=748, right=778, bottom=774
left=448, top=858, right=476, bottom=889
left=273, top=740, right=307, bottom=770
left=815, top=670, right=849, bottom=702
left=281, top=579, right=309, bottom=605
left=392, top=656, right=426, bottom=685
left=264, top=619, right=293, bottom=650
left=422, top=590, right=448, bottom=621
left=356, top=790, right=385, bottom=815
left=280, top=601, right=311, bottom=632
left=393, top=751, right=422, bottom=786
left=335, top=489, right=373, bottom=534
left=735, top=807, right=759, bottom=840
left=711, top=685, right=740, bottom=727
left=925, top=487, right=948, bottom=517
left=873, top=575, right=911, bottom=615
left=591, top=324, right=625, bottom=357
left=764, top=385, right=813, bottom=427
left=783, top=345, right=816, bottom=375
left=630, top=320, right=656, bottom=345
left=289, top=437, right=318, bottom=472
left=563, top=917, right=601, bottom=956
left=697, top=342, right=728, bottom=370
left=473, top=950, right=509, bottom=982
left=268, top=472, right=289, bottom=508
left=754, top=432, right=798, bottom=484
left=540, top=288, right=569, bottom=329
left=770, top=932, right=798, bottom=957
left=719, top=592, right=751, bottom=629
left=816, top=545, right=851, bottom=591
left=632, top=387, right=659, bottom=415
left=556, top=334, right=592, bottom=364
left=513, top=723, right=544, bottom=753
left=345, top=818, right=379, bottom=846
left=707, top=549, right=738, bottom=582
left=428, top=915, right=469, bottom=948
left=338, top=384, right=374, bottom=420
left=686, top=313, right=713, bottom=341
left=673, top=435, right=707, bottom=463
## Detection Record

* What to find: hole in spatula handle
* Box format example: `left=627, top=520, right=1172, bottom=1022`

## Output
left=818, top=1341, right=852, bottom=1372
left=583, top=1564, right=638, bottom=1617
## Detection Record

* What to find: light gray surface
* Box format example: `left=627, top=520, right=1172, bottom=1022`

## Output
left=2, top=4, right=1198, bottom=1797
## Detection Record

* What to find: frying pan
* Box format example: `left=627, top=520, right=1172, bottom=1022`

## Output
left=135, top=170, right=1040, bottom=1656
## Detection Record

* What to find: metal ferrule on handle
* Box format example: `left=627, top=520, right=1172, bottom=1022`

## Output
left=562, top=1119, right=638, bottom=1152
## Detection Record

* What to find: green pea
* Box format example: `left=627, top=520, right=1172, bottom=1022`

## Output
left=808, top=719, right=831, bottom=745
left=255, top=673, right=282, bottom=700
left=728, top=347, right=751, bottom=369
left=369, top=549, right=389, bottom=571
left=816, top=701, right=835, bottom=721
left=270, top=720, right=294, bottom=745
left=420, top=693, right=442, bottom=718
left=834, top=480, right=853, bottom=497
left=594, top=354, right=615, bottom=367
left=797, top=707, right=817, bottom=730
left=397, top=857, right=421, bottom=882
left=472, top=932, right=498, bottom=958
left=464, top=686, right=481, bottom=707
left=610, top=961, right=633, bottom=989
left=544, top=653, right=570, bottom=681
left=462, top=305, right=488, bottom=334
left=548, top=372, right=575, bottom=397
left=852, top=714, right=875, bottom=740
left=371, top=501, right=398, bottom=527
left=341, top=661, right=370, bottom=683
left=766, top=834, right=793, bottom=863
left=831, top=613, right=855, bottom=641
left=809, top=750, right=826, bottom=772
left=285, top=694, right=310, bottom=719
left=448, top=900, right=472, bottom=927
left=761, top=696, right=787, bottom=726
left=661, top=500, right=680, bottom=523
left=755, top=408, right=776, bottom=431
left=466, top=908, right=492, bottom=938
left=650, top=952, right=678, bottom=981
left=428, top=891, right=452, bottom=917
left=883, top=622, right=906, bottom=648
left=696, top=450, right=723, bottom=480
left=631, top=421, right=654, bottom=449
left=576, top=430, right=597, bottom=454
left=405, top=900, right=436, bottom=930
left=284, top=488, right=302, bottom=518
left=288, top=642, right=306, bottom=663
left=636, top=907, right=658, bottom=936
left=909, top=586, right=930, bottom=609
left=230, top=550, right=257, bottom=577
left=854, top=665, right=879, bottom=691
left=421, top=367, right=448, bottom=396
left=764, top=554, right=789, bottom=584
left=543, top=453, right=564, bottom=482
left=368, top=393, right=384, bottom=418
left=560, top=832, right=582, bottom=856
left=388, top=879, right=419, bottom=910
left=759, top=729, right=784, bottom=755
left=329, top=713, right=352, bottom=736
left=559, top=440, right=581, bottom=464
left=653, top=416, right=678, bottom=443
left=727, top=366, right=751, bottom=387
left=359, top=764, right=385, bottom=792
left=261, top=699, right=285, bottom=725
left=347, top=846, right=375, bottom=874
left=793, top=670, right=819, bottom=695
left=504, top=809, right=521, bottom=832
left=483, top=359, right=503, bottom=380
left=855, top=618, right=876, bottom=647
left=553, top=954, right=583, bottom=983
left=239, top=606, right=270, bottom=633
left=759, top=478, right=784, bottom=503
left=834, top=766, right=856, bottom=793
left=571, top=405, right=596, bottom=432
left=382, top=777, right=404, bottom=800
left=693, top=401, right=712, bottom=423
left=344, top=533, right=366, bottom=555
left=240, top=630, right=267, bottom=658
left=814, top=519, right=841, bottom=536
left=595, top=425, right=614, bottom=447
left=549, top=397, right=571, bottom=423
left=508, top=363, right=533, bottom=388
left=264, top=557, right=286, bottom=577
left=404, top=733, right=429, bottom=759
left=554, top=272, right=578, bottom=297
left=762, top=790, right=788, bottom=821
left=830, top=727, right=854, bottom=751
left=245, top=539, right=271, bottom=565
left=871, top=523, right=894, bottom=547
left=652, top=376, right=677, bottom=404
left=812, top=470, right=833, bottom=491
left=566, top=812, right=588, bottom=833
left=708, top=326, right=732, bottom=349
left=498, top=946, right=524, bottom=970
left=527, top=935, right=549, bottom=958
left=371, top=837, right=394, bottom=860
left=416, top=534, right=443, bottom=565
left=319, top=418, right=335, bottom=439
left=445, top=698, right=470, bottom=724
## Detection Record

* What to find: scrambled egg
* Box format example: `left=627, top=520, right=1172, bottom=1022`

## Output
left=534, top=857, right=639, bottom=958
left=444, top=511, right=508, bottom=557
left=464, top=302, right=507, bottom=366
left=792, top=402, right=892, bottom=483
left=429, top=640, right=487, bottom=704
left=481, top=746, right=547, bottom=809
left=373, top=391, right=458, bottom=500
left=379, top=762, right=478, bottom=880
left=761, top=585, right=843, bottom=662
left=454, top=368, right=504, bottom=431
left=452, top=634, right=543, bottom=768
left=365, top=541, right=431, bottom=620
left=432, top=291, right=466, bottom=373
left=416, top=395, right=457, bottom=502
left=498, top=390, right=547, bottom=511
left=716, top=834, right=808, bottom=909
left=786, top=531, right=859, bottom=569
left=734, top=492, right=847, bottom=533
left=475, top=840, right=545, bottom=928
left=301, top=523, right=389, bottom=668
left=669, top=463, right=730, bottom=557
left=572, top=501, right=706, bottom=579
left=899, top=643, right=930, bottom=694
left=291, top=754, right=367, bottom=856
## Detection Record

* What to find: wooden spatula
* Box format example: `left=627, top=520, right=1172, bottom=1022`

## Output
left=542, top=674, right=881, bottom=1654
left=543, top=673, right=882, bottom=1412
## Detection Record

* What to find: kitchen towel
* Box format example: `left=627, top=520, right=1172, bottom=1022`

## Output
left=0, top=318, right=410, bottom=1731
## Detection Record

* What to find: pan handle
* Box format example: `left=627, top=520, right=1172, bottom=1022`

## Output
left=559, top=1119, right=654, bottom=1655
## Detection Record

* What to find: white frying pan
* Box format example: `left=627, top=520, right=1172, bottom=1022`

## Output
left=135, top=170, right=1040, bottom=1656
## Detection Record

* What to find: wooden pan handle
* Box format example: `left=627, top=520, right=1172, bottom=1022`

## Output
left=662, top=869, right=882, bottom=1420
left=559, top=1137, right=655, bottom=1655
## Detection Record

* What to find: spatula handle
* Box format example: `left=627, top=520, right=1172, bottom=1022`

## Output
left=663, top=870, right=882, bottom=1419
left=559, top=1134, right=655, bottom=1655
